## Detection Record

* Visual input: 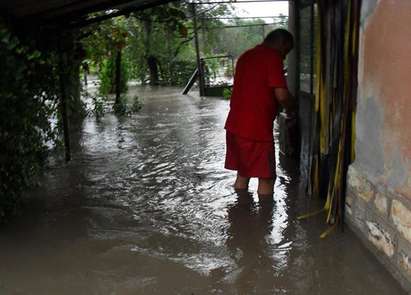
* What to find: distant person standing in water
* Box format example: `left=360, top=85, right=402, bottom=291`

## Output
left=224, top=29, right=295, bottom=201
left=82, top=61, right=90, bottom=86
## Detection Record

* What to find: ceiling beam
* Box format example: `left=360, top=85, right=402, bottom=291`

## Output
left=62, top=0, right=176, bottom=29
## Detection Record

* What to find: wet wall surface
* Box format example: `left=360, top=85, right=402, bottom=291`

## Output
left=358, top=0, right=411, bottom=195
left=0, top=87, right=406, bottom=294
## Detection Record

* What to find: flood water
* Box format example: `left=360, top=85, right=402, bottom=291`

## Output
left=0, top=87, right=406, bottom=294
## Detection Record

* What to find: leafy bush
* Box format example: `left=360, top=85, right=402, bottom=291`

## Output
left=113, top=95, right=142, bottom=115
left=0, top=24, right=59, bottom=222
left=130, top=95, right=142, bottom=113
left=84, top=91, right=105, bottom=119
left=99, top=54, right=129, bottom=96
left=166, top=60, right=197, bottom=86
left=113, top=95, right=128, bottom=115
left=223, top=87, right=232, bottom=100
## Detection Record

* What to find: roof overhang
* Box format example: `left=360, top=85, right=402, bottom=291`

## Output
left=0, top=0, right=176, bottom=28
left=1, top=0, right=291, bottom=29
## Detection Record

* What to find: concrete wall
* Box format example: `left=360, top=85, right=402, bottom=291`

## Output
left=346, top=0, right=411, bottom=291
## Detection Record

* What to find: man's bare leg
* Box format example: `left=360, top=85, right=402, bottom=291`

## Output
left=234, top=173, right=250, bottom=191
left=257, top=178, right=274, bottom=201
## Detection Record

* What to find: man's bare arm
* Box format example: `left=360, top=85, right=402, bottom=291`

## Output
left=274, top=88, right=296, bottom=111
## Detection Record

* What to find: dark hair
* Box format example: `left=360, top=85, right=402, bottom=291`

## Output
left=264, top=29, right=294, bottom=46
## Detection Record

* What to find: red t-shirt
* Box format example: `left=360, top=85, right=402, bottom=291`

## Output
left=225, top=44, right=287, bottom=142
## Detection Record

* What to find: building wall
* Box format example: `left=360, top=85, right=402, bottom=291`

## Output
left=346, top=0, right=411, bottom=291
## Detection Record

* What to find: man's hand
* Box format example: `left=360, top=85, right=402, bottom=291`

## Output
left=274, top=88, right=296, bottom=111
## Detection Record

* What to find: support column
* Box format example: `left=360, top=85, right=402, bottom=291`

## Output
left=191, top=3, right=205, bottom=96
left=287, top=0, right=300, bottom=96
left=279, top=0, right=301, bottom=158
left=58, top=33, right=71, bottom=162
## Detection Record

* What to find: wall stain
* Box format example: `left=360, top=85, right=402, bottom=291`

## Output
left=357, top=0, right=411, bottom=197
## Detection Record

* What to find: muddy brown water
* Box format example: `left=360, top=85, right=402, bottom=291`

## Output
left=0, top=87, right=406, bottom=294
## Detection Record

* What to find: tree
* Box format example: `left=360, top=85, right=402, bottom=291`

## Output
left=82, top=2, right=241, bottom=87
left=82, top=17, right=129, bottom=95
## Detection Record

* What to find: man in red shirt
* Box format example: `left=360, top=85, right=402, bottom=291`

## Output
left=225, top=29, right=295, bottom=200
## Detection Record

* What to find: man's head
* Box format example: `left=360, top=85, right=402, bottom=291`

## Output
left=263, top=29, right=294, bottom=59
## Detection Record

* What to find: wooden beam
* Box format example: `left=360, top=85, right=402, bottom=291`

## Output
left=7, top=0, right=139, bottom=19
left=58, top=34, right=71, bottom=162
left=4, top=0, right=175, bottom=30
left=43, top=0, right=145, bottom=21
left=189, top=0, right=287, bottom=4
left=287, top=0, right=298, bottom=96
left=62, top=0, right=175, bottom=29
left=182, top=68, right=199, bottom=95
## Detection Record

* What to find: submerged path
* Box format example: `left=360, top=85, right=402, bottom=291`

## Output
left=0, top=87, right=406, bottom=294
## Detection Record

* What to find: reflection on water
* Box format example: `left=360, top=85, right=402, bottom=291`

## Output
left=226, top=192, right=277, bottom=294
left=0, top=87, right=406, bottom=295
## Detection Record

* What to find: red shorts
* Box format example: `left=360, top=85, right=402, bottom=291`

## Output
left=224, top=131, right=275, bottom=178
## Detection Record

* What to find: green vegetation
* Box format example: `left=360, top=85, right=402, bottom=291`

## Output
left=81, top=4, right=288, bottom=90
left=223, top=87, right=232, bottom=100
left=113, top=95, right=143, bottom=115
left=0, top=24, right=60, bottom=222
left=81, top=2, right=236, bottom=88
left=99, top=55, right=129, bottom=96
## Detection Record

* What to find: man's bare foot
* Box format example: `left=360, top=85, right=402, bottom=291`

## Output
left=257, top=178, right=274, bottom=196
left=234, top=187, right=248, bottom=193
left=235, top=190, right=254, bottom=204
left=258, top=193, right=274, bottom=204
